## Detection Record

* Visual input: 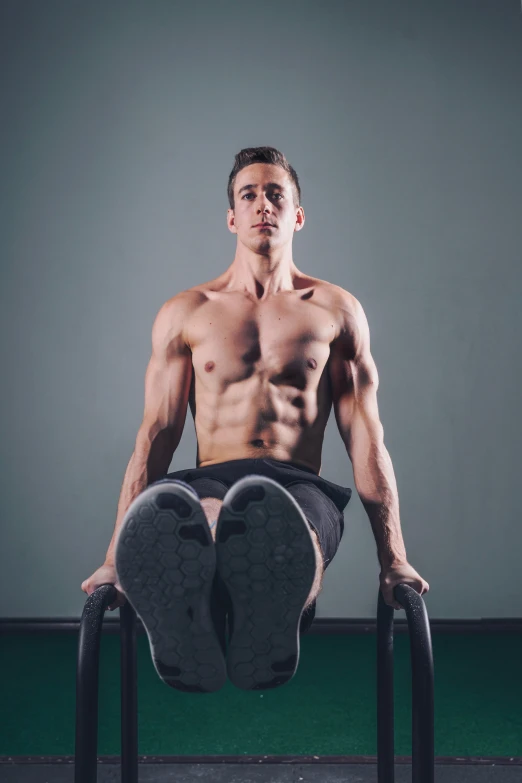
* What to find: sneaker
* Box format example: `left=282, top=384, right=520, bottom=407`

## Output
left=114, top=479, right=227, bottom=693
left=215, top=476, right=317, bottom=691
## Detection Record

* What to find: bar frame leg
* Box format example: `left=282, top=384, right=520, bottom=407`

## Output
left=120, top=601, right=138, bottom=783
left=377, top=583, right=434, bottom=783
left=75, top=584, right=117, bottom=783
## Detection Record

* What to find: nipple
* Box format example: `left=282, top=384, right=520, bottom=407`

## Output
left=307, top=357, right=317, bottom=370
left=204, top=361, right=215, bottom=372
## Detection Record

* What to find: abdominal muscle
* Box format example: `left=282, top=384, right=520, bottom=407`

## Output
left=189, top=357, right=333, bottom=475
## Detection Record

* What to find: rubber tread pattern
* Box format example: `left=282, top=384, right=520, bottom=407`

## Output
left=114, top=482, right=227, bottom=693
left=215, top=476, right=316, bottom=691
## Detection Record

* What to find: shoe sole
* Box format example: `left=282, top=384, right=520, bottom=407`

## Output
left=215, top=476, right=317, bottom=691
left=114, top=482, right=227, bottom=693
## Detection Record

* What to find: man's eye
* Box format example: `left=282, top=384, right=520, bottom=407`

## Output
left=243, top=193, right=282, bottom=199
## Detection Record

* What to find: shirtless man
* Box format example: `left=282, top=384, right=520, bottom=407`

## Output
left=82, top=147, right=429, bottom=694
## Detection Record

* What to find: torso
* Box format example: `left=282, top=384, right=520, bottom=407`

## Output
left=182, top=273, right=357, bottom=475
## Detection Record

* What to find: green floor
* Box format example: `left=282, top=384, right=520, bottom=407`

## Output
left=1, top=632, right=521, bottom=757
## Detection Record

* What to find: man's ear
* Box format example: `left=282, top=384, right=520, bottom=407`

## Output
left=227, top=209, right=237, bottom=233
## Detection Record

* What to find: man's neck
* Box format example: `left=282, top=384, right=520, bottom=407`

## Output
left=225, top=254, right=299, bottom=300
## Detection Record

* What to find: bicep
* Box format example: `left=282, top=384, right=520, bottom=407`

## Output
left=330, top=296, right=383, bottom=457
left=139, top=297, right=194, bottom=444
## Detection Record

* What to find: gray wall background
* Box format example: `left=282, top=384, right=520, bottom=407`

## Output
left=1, top=0, right=521, bottom=620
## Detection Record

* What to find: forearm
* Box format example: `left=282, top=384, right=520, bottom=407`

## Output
left=352, top=442, right=407, bottom=568
left=105, top=429, right=175, bottom=565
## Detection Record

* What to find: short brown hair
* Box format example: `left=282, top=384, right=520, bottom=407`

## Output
left=227, top=147, right=301, bottom=210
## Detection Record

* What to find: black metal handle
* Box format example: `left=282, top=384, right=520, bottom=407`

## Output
left=377, top=583, right=434, bottom=783
left=74, top=584, right=117, bottom=783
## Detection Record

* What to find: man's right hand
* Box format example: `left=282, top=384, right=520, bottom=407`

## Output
left=81, top=563, right=127, bottom=611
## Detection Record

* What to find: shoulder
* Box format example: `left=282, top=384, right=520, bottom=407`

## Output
left=325, top=284, right=379, bottom=393
left=304, top=276, right=359, bottom=314
left=155, top=289, right=207, bottom=324
left=314, top=280, right=369, bottom=352
left=152, top=289, right=208, bottom=349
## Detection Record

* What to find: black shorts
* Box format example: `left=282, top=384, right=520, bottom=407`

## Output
left=164, top=458, right=352, bottom=634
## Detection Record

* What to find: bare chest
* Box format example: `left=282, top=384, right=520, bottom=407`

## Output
left=185, top=293, right=338, bottom=390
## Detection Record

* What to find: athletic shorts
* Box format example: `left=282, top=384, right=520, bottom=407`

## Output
left=163, top=458, right=352, bottom=634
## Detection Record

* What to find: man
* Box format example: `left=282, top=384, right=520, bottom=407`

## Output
left=82, top=146, right=429, bottom=694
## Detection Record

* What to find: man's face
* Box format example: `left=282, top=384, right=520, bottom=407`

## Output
left=227, top=163, right=304, bottom=251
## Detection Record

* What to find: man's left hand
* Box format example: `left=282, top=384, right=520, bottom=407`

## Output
left=379, top=561, right=430, bottom=610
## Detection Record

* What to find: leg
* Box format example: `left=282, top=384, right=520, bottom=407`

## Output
left=200, top=497, right=223, bottom=541
left=306, top=528, right=325, bottom=607
left=285, top=482, right=344, bottom=572
left=285, top=482, right=344, bottom=617
left=184, top=477, right=229, bottom=541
